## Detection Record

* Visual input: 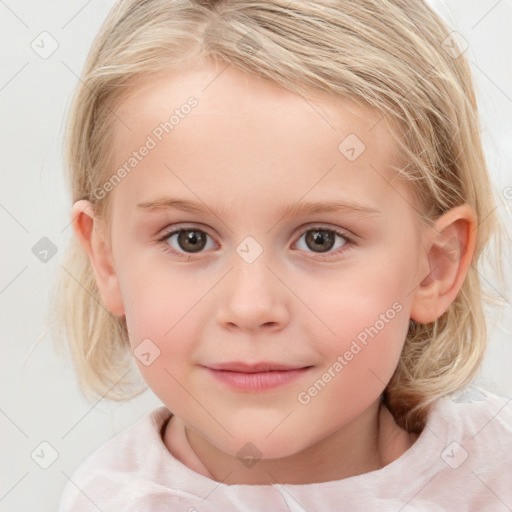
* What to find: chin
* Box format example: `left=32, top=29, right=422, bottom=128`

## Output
left=208, top=422, right=311, bottom=462
left=220, top=438, right=303, bottom=464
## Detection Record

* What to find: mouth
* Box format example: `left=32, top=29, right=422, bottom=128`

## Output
left=200, top=362, right=314, bottom=392
left=204, top=361, right=312, bottom=372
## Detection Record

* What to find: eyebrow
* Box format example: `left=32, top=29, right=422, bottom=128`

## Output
left=137, top=196, right=381, bottom=219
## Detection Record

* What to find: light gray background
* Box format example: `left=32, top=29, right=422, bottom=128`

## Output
left=1, top=1, right=511, bottom=511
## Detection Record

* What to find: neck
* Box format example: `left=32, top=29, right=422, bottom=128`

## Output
left=167, top=398, right=418, bottom=485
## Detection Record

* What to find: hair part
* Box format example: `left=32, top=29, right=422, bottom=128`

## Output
left=52, top=0, right=506, bottom=432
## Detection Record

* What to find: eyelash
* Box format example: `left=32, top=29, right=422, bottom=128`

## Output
left=156, top=224, right=356, bottom=261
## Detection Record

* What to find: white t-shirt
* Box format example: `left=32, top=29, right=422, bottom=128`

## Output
left=59, top=386, right=512, bottom=511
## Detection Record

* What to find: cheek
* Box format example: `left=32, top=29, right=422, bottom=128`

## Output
left=294, top=253, right=412, bottom=400
left=295, top=299, right=409, bottom=435
left=311, top=298, right=407, bottom=395
left=118, top=265, right=210, bottom=396
left=297, top=256, right=412, bottom=347
left=120, top=259, right=206, bottom=341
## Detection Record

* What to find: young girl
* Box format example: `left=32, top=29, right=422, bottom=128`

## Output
left=55, top=0, right=511, bottom=509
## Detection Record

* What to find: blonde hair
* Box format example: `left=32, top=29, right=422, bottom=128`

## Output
left=52, top=0, right=506, bottom=432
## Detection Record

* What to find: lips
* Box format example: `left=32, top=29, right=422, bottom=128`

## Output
left=203, top=362, right=311, bottom=373
left=202, top=363, right=314, bottom=392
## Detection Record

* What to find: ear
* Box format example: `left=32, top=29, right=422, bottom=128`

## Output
left=71, top=200, right=125, bottom=317
left=410, top=204, right=477, bottom=324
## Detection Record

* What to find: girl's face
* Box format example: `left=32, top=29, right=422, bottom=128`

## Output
left=105, top=58, right=429, bottom=463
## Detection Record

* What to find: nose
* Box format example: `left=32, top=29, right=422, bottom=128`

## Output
left=216, top=253, right=289, bottom=333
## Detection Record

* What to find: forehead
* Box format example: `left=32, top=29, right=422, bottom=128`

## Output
left=113, top=57, right=393, bottom=146
left=108, top=57, right=409, bottom=218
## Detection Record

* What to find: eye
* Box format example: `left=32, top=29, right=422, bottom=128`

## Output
left=158, top=226, right=215, bottom=257
left=157, top=225, right=355, bottom=259
left=294, top=226, right=353, bottom=259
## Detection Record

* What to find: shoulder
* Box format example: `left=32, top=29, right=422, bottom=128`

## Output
left=68, top=405, right=173, bottom=474
left=428, top=384, right=512, bottom=455
left=434, top=384, right=512, bottom=438
left=419, top=385, right=512, bottom=507
left=357, top=385, right=512, bottom=509
left=59, top=406, right=175, bottom=511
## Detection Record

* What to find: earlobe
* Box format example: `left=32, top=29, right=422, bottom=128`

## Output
left=71, top=200, right=125, bottom=317
left=410, top=205, right=477, bottom=324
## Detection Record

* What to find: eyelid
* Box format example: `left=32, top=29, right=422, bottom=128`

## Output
left=293, top=222, right=356, bottom=240
left=156, top=224, right=219, bottom=255
left=157, top=221, right=356, bottom=240
left=157, top=223, right=218, bottom=244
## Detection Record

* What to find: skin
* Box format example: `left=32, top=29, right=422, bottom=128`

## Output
left=72, top=56, right=477, bottom=485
